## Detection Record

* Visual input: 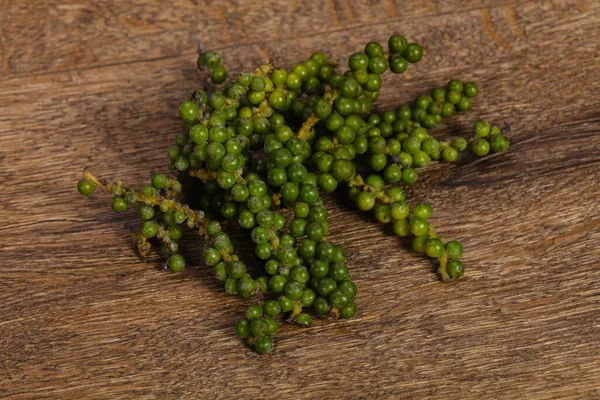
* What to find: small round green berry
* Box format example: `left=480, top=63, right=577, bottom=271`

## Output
left=284, top=281, right=304, bottom=301
left=330, top=289, right=350, bottom=308
left=295, top=313, right=312, bottom=327
left=390, top=201, right=410, bottom=220
left=441, top=146, right=458, bottom=162
left=425, top=238, right=445, bottom=258
left=111, top=196, right=128, bottom=212
left=245, top=305, right=263, bottom=321
left=490, top=134, right=510, bottom=153
left=179, top=101, right=199, bottom=122
left=254, top=336, right=273, bottom=355
left=412, top=202, right=432, bottom=219
left=463, top=82, right=479, bottom=98
left=456, top=96, right=472, bottom=112
left=393, top=219, right=411, bottom=237
left=77, top=180, right=95, bottom=195
left=410, top=217, right=430, bottom=236
left=340, top=301, right=357, bottom=319
left=447, top=260, right=465, bottom=279
left=236, top=319, right=250, bottom=338
left=403, top=43, right=423, bottom=63
left=314, top=297, right=331, bottom=315
left=279, top=295, right=294, bottom=312
left=412, top=236, right=428, bottom=253
left=445, top=240, right=463, bottom=260
left=140, top=220, right=159, bottom=238
left=211, top=65, right=227, bottom=84
left=388, top=34, right=408, bottom=54
left=447, top=79, right=464, bottom=93
left=224, top=278, right=239, bottom=295
left=238, top=277, right=257, bottom=298
left=473, top=120, right=491, bottom=137
left=356, top=191, right=376, bottom=211
left=348, top=52, right=369, bottom=71
left=168, top=254, right=186, bottom=272
left=401, top=167, right=419, bottom=185
left=470, top=138, right=490, bottom=157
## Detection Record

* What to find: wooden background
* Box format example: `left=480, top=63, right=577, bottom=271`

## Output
left=1, top=0, right=599, bottom=398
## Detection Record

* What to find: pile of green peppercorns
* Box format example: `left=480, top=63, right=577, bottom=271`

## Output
left=77, top=34, right=510, bottom=354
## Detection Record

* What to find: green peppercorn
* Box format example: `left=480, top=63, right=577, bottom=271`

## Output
left=447, top=260, right=465, bottom=279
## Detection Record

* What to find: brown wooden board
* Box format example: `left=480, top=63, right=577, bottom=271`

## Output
left=1, top=0, right=599, bottom=398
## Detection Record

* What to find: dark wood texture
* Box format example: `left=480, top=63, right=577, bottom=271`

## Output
left=1, top=0, right=599, bottom=398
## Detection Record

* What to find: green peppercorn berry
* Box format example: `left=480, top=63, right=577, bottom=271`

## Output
left=318, top=173, right=338, bottom=193
left=401, top=167, right=419, bottom=185
left=330, top=289, right=350, bottom=308
left=425, top=238, right=445, bottom=258
left=490, top=134, right=510, bottom=153
left=473, top=120, right=491, bottom=137
left=421, top=137, right=440, bottom=156
left=277, top=296, right=293, bottom=313
left=348, top=52, right=369, bottom=71
left=470, top=138, right=490, bottom=157
left=447, top=79, right=464, bottom=93
left=263, top=300, right=281, bottom=317
left=311, top=295, right=334, bottom=318
left=238, top=277, right=256, bottom=298
left=203, top=246, right=221, bottom=266
left=412, top=151, right=430, bottom=168
left=295, top=313, right=312, bottom=327
left=340, top=301, right=357, bottom=319
left=140, top=220, right=159, bottom=238
left=329, top=262, right=350, bottom=282
left=264, top=317, right=278, bottom=335
left=390, top=201, right=409, bottom=220
left=138, top=205, right=155, bottom=220
left=236, top=319, right=250, bottom=338
left=445, top=240, right=463, bottom=260
left=381, top=164, right=401, bottom=183
left=356, top=191, right=376, bottom=211
left=368, top=56, right=388, bottom=75
left=393, top=218, right=411, bottom=236
left=441, top=146, right=458, bottom=162
left=331, top=159, right=355, bottom=181
left=284, top=282, right=304, bottom=301
left=254, top=336, right=273, bottom=355
left=412, top=202, right=432, bottom=219
left=245, top=305, right=262, bottom=321
left=388, top=34, right=408, bottom=54
left=224, top=278, right=239, bottom=295
left=374, top=204, right=392, bottom=223
left=317, top=277, right=337, bottom=297
left=447, top=260, right=465, bottom=279
left=77, top=179, right=95, bottom=195
left=463, top=82, right=479, bottom=98
left=179, top=101, right=199, bottom=122
left=214, top=262, right=228, bottom=281
left=410, top=216, right=430, bottom=236
left=110, top=196, right=127, bottom=212
left=211, top=65, right=227, bottom=84
left=166, top=254, right=185, bottom=272
left=441, top=102, right=455, bottom=118
left=412, top=236, right=428, bottom=253
left=403, top=43, right=423, bottom=63
left=456, top=96, right=472, bottom=112
left=269, top=275, right=288, bottom=293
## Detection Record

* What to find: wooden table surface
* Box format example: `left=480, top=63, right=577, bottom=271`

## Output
left=1, top=1, right=599, bottom=398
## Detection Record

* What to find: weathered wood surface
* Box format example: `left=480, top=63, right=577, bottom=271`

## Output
left=1, top=0, right=599, bottom=398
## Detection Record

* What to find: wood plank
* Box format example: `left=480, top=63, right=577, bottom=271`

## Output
left=1, top=0, right=599, bottom=398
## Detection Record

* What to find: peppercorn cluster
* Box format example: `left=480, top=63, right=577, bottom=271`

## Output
left=77, top=34, right=510, bottom=354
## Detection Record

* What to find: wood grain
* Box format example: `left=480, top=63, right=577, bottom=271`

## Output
left=1, top=0, right=600, bottom=398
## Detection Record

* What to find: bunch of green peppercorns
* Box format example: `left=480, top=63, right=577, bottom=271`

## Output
left=77, top=34, right=510, bottom=354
